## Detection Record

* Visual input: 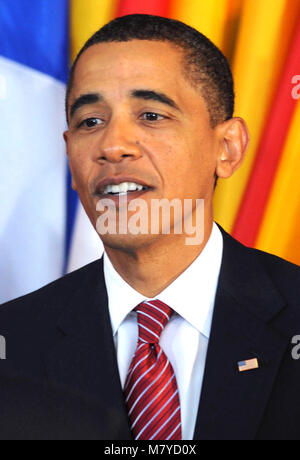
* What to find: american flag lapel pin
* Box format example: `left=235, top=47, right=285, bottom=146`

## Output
left=238, top=358, right=259, bottom=372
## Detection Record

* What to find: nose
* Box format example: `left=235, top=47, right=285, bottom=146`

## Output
left=97, top=118, right=142, bottom=164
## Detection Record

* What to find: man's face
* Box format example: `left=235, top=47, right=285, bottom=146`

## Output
left=64, top=40, right=222, bottom=250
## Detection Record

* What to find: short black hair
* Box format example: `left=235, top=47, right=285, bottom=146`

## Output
left=65, top=14, right=234, bottom=127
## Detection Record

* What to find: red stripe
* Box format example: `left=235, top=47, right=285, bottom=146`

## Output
left=129, top=370, right=174, bottom=421
left=136, top=390, right=175, bottom=438
left=152, top=411, right=180, bottom=440
left=169, top=425, right=181, bottom=441
left=116, top=0, right=170, bottom=17
left=149, top=392, right=179, bottom=433
left=139, top=314, right=163, bottom=332
left=139, top=327, right=156, bottom=343
left=125, top=349, right=155, bottom=385
left=137, top=375, right=178, bottom=427
left=148, top=300, right=172, bottom=320
left=127, top=353, right=170, bottom=404
left=140, top=393, right=179, bottom=439
left=126, top=357, right=155, bottom=391
left=232, top=14, right=300, bottom=246
left=139, top=315, right=162, bottom=338
left=129, top=343, right=153, bottom=366
left=139, top=303, right=170, bottom=325
left=126, top=347, right=163, bottom=391
left=133, top=382, right=175, bottom=434
left=125, top=302, right=181, bottom=440
left=128, top=354, right=172, bottom=401
left=129, top=344, right=147, bottom=366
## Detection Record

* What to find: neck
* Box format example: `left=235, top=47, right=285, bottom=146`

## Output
left=104, top=217, right=214, bottom=298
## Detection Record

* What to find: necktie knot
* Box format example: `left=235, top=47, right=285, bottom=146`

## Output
left=135, top=299, right=172, bottom=344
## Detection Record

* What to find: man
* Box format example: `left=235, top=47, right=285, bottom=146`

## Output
left=1, top=14, right=300, bottom=440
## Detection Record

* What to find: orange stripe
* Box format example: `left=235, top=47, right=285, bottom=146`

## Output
left=70, top=0, right=117, bottom=61
left=213, top=0, right=292, bottom=233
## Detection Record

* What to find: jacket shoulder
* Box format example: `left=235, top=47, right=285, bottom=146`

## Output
left=220, top=225, right=300, bottom=306
left=249, top=246, right=300, bottom=305
left=0, top=258, right=104, bottom=374
left=0, top=258, right=104, bottom=348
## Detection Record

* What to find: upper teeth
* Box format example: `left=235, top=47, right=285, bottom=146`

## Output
left=103, top=182, right=145, bottom=195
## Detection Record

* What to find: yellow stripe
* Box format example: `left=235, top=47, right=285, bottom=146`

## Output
left=213, top=0, right=289, bottom=232
left=222, top=0, right=244, bottom=61
left=170, top=0, right=228, bottom=50
left=70, top=0, right=117, bottom=62
left=255, top=101, right=300, bottom=265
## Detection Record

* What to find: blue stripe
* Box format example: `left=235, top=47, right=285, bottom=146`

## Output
left=64, top=166, right=79, bottom=273
left=0, top=0, right=69, bottom=83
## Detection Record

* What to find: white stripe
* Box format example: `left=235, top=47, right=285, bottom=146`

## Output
left=127, top=343, right=146, bottom=377
left=138, top=337, right=147, bottom=343
left=135, top=389, right=179, bottom=440
left=0, top=57, right=66, bottom=304
left=125, top=350, right=151, bottom=391
left=136, top=310, right=164, bottom=330
left=130, top=360, right=170, bottom=418
left=131, top=370, right=174, bottom=426
left=165, top=421, right=182, bottom=440
left=139, top=323, right=160, bottom=340
left=127, top=343, right=146, bottom=372
left=144, top=302, right=170, bottom=320
left=150, top=406, right=180, bottom=440
left=126, top=349, right=163, bottom=403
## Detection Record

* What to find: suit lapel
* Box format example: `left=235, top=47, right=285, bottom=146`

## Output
left=193, top=228, right=290, bottom=440
left=45, top=258, right=132, bottom=440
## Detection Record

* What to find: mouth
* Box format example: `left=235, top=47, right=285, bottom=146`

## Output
left=102, top=182, right=149, bottom=196
left=95, top=177, right=153, bottom=198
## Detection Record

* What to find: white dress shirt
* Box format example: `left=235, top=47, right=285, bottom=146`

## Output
left=103, top=222, right=223, bottom=440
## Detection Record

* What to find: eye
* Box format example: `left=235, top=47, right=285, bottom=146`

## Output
left=140, top=112, right=164, bottom=122
left=78, top=117, right=103, bottom=128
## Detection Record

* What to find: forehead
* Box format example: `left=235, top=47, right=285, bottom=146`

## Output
left=70, top=40, right=202, bottom=107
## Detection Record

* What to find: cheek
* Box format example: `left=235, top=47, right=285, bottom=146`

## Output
left=170, top=131, right=217, bottom=195
left=67, top=137, right=94, bottom=182
left=187, top=127, right=217, bottom=170
left=67, top=152, right=90, bottom=196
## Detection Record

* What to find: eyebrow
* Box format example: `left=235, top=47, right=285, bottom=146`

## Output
left=70, top=93, right=102, bottom=119
left=131, top=89, right=180, bottom=111
left=69, top=88, right=181, bottom=120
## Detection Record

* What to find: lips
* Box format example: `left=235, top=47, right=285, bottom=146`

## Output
left=95, top=175, right=153, bottom=196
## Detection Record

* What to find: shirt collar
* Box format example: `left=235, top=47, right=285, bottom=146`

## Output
left=104, top=222, right=223, bottom=339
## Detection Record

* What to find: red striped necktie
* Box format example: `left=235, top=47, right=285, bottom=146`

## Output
left=124, top=299, right=182, bottom=440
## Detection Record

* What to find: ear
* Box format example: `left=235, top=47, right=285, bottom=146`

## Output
left=215, top=117, right=250, bottom=179
left=63, top=130, right=69, bottom=154
left=63, top=130, right=78, bottom=191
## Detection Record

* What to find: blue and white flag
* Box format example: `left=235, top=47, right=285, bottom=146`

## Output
left=0, top=0, right=65, bottom=303
left=0, top=0, right=103, bottom=304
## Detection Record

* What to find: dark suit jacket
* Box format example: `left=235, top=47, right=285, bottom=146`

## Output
left=1, top=226, right=300, bottom=440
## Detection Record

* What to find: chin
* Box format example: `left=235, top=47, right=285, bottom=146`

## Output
left=99, top=232, right=159, bottom=253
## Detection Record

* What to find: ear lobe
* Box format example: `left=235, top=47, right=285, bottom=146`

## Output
left=63, top=130, right=69, bottom=152
left=68, top=165, right=78, bottom=192
left=63, top=131, right=77, bottom=191
left=71, top=179, right=78, bottom=192
left=216, top=117, right=250, bottom=179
